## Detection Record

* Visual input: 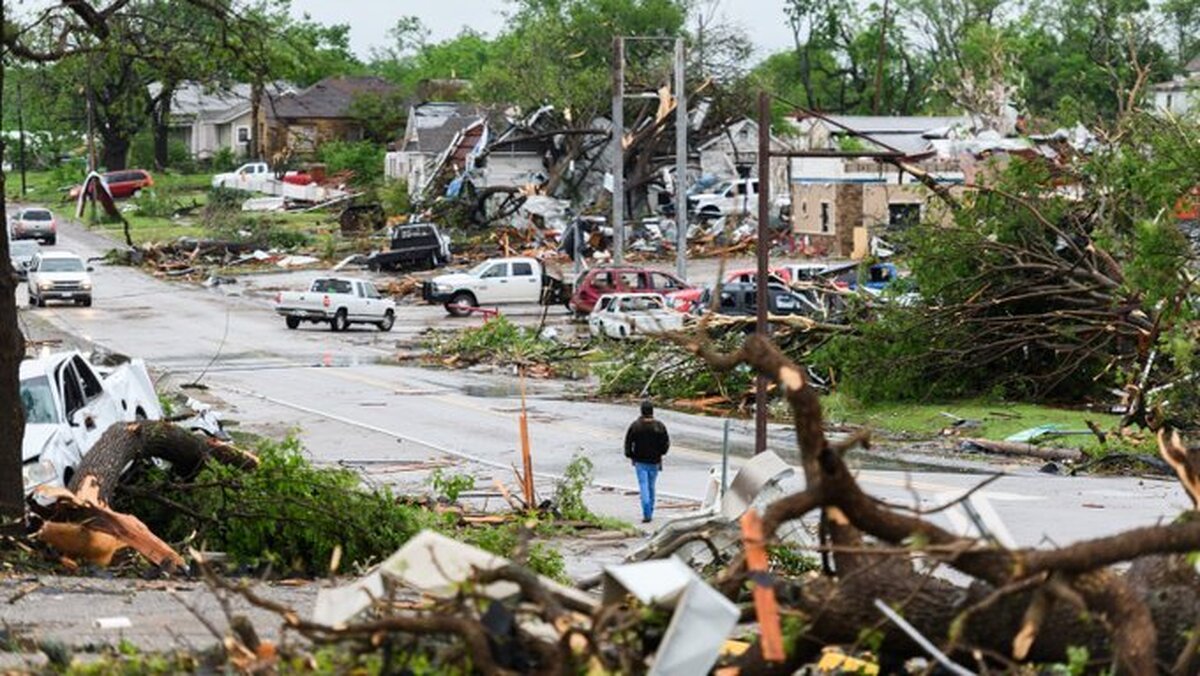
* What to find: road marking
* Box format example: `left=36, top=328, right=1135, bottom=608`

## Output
left=220, top=383, right=704, bottom=502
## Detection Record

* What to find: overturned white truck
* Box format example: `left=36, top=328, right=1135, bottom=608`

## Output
left=20, top=351, right=163, bottom=493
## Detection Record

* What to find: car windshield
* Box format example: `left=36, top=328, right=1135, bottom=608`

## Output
left=20, top=375, right=58, bottom=424
left=21, top=210, right=51, bottom=221
left=10, top=241, right=38, bottom=256
left=712, top=181, right=732, bottom=195
left=39, top=258, right=84, bottom=272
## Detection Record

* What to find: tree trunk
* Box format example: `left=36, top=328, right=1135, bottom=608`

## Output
left=152, top=90, right=172, bottom=171
left=250, top=79, right=263, bottom=161
left=0, top=52, right=26, bottom=518
left=101, top=135, right=130, bottom=171
left=68, top=420, right=257, bottom=505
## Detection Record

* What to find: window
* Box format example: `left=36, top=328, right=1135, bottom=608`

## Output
left=20, top=376, right=58, bottom=424
left=597, top=296, right=613, bottom=311
left=313, top=279, right=352, bottom=294
left=820, top=202, right=831, bottom=233
left=481, top=264, right=508, bottom=279
left=71, top=356, right=103, bottom=401
left=364, top=283, right=382, bottom=300
left=618, top=272, right=647, bottom=289
left=512, top=262, right=534, bottom=276
left=39, top=257, right=84, bottom=272
left=22, top=210, right=51, bottom=221
left=236, top=126, right=250, bottom=143
left=650, top=272, right=682, bottom=290
left=888, top=203, right=921, bottom=229
left=591, top=272, right=614, bottom=289
left=58, top=363, right=85, bottom=421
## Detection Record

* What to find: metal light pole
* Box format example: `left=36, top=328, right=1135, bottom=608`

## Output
left=674, top=37, right=688, bottom=280
left=611, top=36, right=625, bottom=265
left=754, top=91, right=771, bottom=455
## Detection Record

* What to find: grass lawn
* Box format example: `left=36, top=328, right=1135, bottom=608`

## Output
left=820, top=392, right=1152, bottom=456
left=9, top=169, right=341, bottom=246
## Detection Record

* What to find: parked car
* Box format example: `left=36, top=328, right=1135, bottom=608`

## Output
left=20, top=350, right=162, bottom=493
left=664, top=267, right=788, bottom=314
left=568, top=266, right=690, bottom=315
left=69, top=169, right=153, bottom=199
left=27, top=251, right=93, bottom=307
left=9, top=207, right=58, bottom=245
left=9, top=239, right=40, bottom=279
left=424, top=257, right=570, bottom=317
left=274, top=277, right=395, bottom=332
left=688, top=178, right=759, bottom=220
left=211, top=162, right=270, bottom=189
left=366, top=222, right=451, bottom=272
left=588, top=293, right=685, bottom=339
left=699, top=281, right=825, bottom=318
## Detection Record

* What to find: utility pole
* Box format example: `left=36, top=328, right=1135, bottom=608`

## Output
left=754, top=91, right=770, bottom=455
left=873, top=0, right=890, bottom=115
left=674, top=37, right=688, bottom=280
left=611, top=36, right=625, bottom=265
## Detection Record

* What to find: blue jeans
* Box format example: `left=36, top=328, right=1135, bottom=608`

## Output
left=634, top=462, right=660, bottom=520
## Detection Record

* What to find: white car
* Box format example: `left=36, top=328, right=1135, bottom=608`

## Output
left=589, top=293, right=685, bottom=339
left=274, top=276, right=396, bottom=332
left=27, top=251, right=94, bottom=307
left=211, top=162, right=271, bottom=189
left=21, top=351, right=162, bottom=493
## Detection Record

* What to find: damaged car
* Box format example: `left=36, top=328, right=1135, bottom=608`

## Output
left=20, top=351, right=163, bottom=493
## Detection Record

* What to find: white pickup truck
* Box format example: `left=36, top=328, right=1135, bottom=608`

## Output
left=274, top=277, right=396, bottom=332
left=211, top=162, right=271, bottom=189
left=21, top=351, right=163, bottom=493
left=588, top=293, right=685, bottom=338
left=422, top=256, right=569, bottom=317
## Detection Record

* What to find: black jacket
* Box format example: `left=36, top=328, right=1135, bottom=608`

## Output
left=625, top=416, right=670, bottom=464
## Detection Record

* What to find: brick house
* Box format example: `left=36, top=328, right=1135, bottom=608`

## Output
left=259, top=76, right=399, bottom=160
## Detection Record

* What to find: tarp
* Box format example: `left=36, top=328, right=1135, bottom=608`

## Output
left=73, top=171, right=120, bottom=221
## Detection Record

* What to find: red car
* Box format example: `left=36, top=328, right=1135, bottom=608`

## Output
left=69, top=169, right=154, bottom=199
left=569, top=266, right=691, bottom=315
left=665, top=267, right=790, bottom=314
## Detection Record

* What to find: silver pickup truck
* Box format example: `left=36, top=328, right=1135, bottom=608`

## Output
left=274, top=276, right=396, bottom=332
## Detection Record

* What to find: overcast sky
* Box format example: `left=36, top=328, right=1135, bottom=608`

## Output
left=286, top=0, right=796, bottom=61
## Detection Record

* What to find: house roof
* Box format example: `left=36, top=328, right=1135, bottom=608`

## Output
left=403, top=102, right=489, bottom=154
left=152, top=81, right=293, bottom=126
left=696, top=118, right=790, bottom=152
left=1150, top=75, right=1200, bottom=93
left=268, top=76, right=399, bottom=120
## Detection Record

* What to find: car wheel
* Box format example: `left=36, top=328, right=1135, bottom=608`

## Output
left=445, top=291, right=476, bottom=317
left=81, top=296, right=92, bottom=307
left=131, top=189, right=141, bottom=199
left=285, top=316, right=301, bottom=330
left=619, top=326, right=627, bottom=338
left=36, top=295, right=46, bottom=308
left=377, top=310, right=395, bottom=332
left=46, top=236, right=56, bottom=246
left=330, top=308, right=349, bottom=332
left=27, top=293, right=36, bottom=307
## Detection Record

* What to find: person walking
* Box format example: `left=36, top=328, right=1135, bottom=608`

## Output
left=625, top=400, right=669, bottom=523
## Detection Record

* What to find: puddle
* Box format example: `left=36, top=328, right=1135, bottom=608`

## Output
left=309, top=353, right=394, bottom=368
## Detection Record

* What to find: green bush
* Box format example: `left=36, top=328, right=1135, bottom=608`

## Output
left=594, top=336, right=754, bottom=401
left=210, top=147, right=237, bottom=173
left=122, top=436, right=419, bottom=575
left=380, top=179, right=411, bottom=217
left=318, top=140, right=384, bottom=187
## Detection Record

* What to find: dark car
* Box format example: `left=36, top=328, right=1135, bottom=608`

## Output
left=70, top=169, right=154, bottom=200
left=568, top=266, right=691, bottom=315
left=9, top=208, right=58, bottom=245
left=699, top=281, right=824, bottom=317
left=366, top=222, right=451, bottom=272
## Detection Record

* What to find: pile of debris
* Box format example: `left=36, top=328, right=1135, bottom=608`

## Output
left=127, top=239, right=324, bottom=281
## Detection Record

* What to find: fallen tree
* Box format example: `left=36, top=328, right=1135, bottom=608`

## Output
left=682, top=332, right=1200, bottom=674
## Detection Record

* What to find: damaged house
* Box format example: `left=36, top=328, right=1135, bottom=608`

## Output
left=259, top=76, right=399, bottom=160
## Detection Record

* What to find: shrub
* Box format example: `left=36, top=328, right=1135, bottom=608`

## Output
left=318, top=141, right=384, bottom=187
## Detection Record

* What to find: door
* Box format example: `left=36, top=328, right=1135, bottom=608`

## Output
left=354, top=281, right=372, bottom=320
left=56, top=361, right=98, bottom=456
left=510, top=261, right=540, bottom=303
left=477, top=262, right=510, bottom=302
left=362, top=282, right=385, bottom=320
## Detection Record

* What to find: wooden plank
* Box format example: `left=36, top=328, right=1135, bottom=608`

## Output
left=740, top=509, right=785, bottom=662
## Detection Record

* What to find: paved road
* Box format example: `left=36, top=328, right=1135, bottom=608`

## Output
left=18, top=214, right=1194, bottom=545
